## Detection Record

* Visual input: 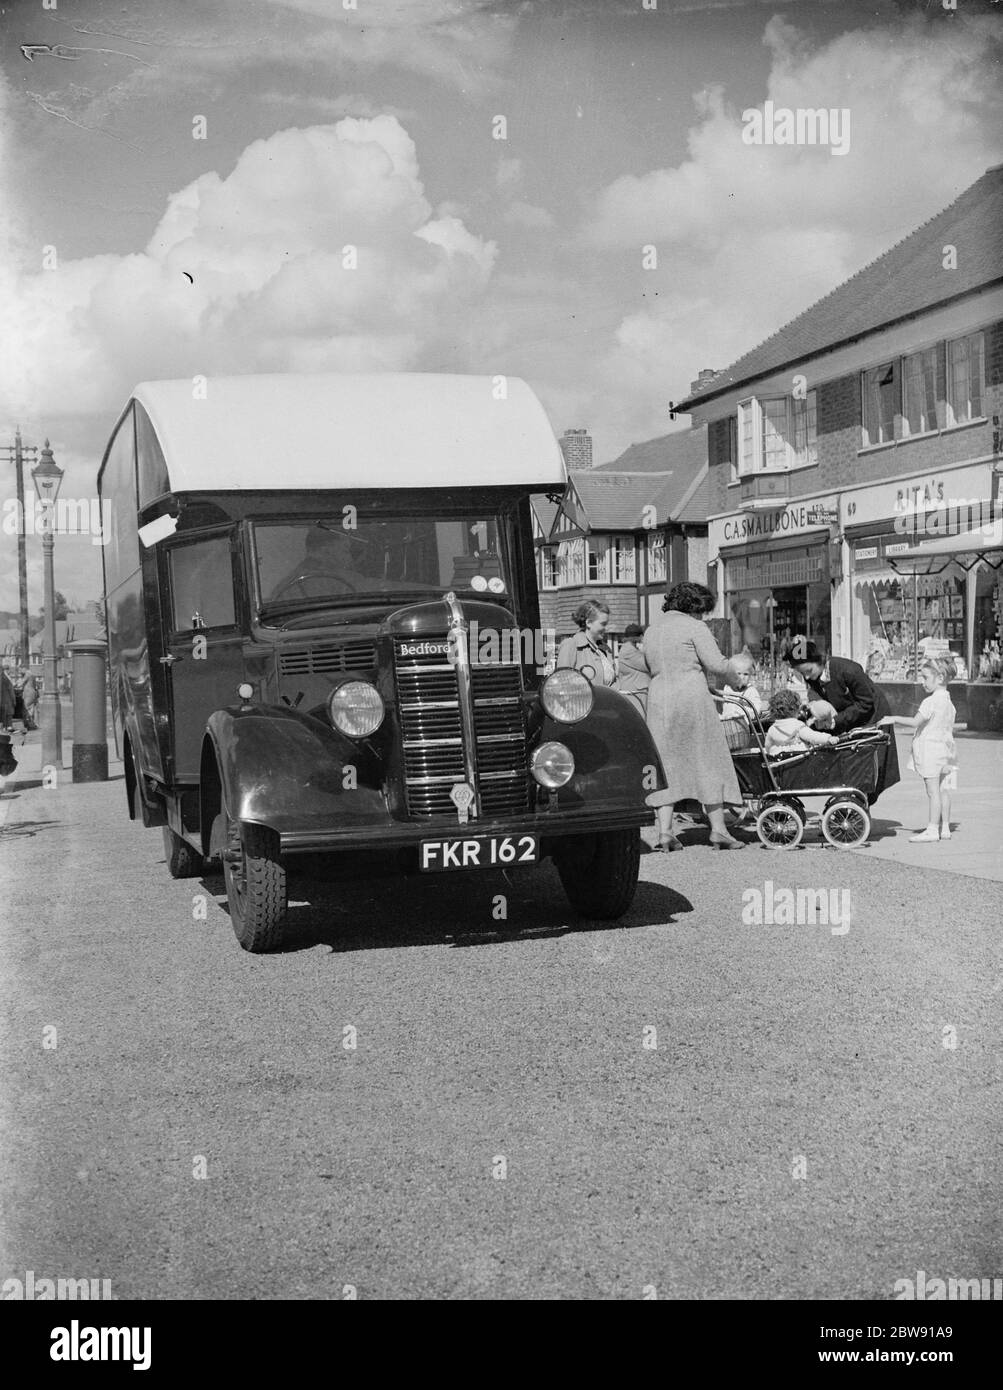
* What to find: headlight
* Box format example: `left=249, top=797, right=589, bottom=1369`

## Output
left=328, top=681, right=384, bottom=738
left=531, top=741, right=575, bottom=788
left=540, top=668, right=593, bottom=723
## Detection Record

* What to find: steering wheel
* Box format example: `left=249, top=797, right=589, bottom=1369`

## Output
left=271, top=571, right=359, bottom=600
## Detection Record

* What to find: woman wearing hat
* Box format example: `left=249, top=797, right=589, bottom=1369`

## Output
left=788, top=640, right=900, bottom=802
left=556, top=600, right=617, bottom=687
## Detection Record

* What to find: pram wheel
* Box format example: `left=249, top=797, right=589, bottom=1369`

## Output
left=821, top=798, right=870, bottom=848
left=756, top=802, right=805, bottom=849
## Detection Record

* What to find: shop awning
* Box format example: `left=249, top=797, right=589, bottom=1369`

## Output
left=889, top=518, right=1003, bottom=574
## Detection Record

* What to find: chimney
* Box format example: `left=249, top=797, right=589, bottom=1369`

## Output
left=689, top=367, right=719, bottom=395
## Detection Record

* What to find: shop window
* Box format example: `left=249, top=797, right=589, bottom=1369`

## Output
left=647, top=532, right=666, bottom=584
left=862, top=362, right=898, bottom=446
left=737, top=394, right=817, bottom=473
left=902, top=347, right=940, bottom=436
left=946, top=332, right=985, bottom=426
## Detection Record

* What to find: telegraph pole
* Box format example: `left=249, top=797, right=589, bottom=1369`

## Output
left=2, top=428, right=38, bottom=665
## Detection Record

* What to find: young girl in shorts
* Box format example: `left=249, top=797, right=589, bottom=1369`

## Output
left=879, top=658, right=957, bottom=842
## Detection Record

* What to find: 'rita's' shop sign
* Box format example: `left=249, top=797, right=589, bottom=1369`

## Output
left=721, top=501, right=836, bottom=543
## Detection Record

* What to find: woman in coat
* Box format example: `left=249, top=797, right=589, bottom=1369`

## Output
left=644, top=581, right=744, bottom=851
left=788, top=641, right=900, bottom=803
left=0, top=668, right=14, bottom=732
left=555, top=599, right=617, bottom=687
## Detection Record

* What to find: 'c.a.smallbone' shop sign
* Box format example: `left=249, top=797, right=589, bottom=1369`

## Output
left=718, top=499, right=837, bottom=545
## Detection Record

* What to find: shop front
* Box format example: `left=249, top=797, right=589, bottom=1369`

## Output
left=842, top=462, right=1003, bottom=725
left=710, top=498, right=837, bottom=661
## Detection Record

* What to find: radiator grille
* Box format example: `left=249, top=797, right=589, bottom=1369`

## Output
left=394, top=637, right=530, bottom=819
left=279, top=641, right=375, bottom=676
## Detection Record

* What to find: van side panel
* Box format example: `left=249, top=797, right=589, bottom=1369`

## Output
left=98, top=403, right=165, bottom=780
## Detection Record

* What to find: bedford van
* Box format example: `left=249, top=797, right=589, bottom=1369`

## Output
left=97, top=374, right=665, bottom=951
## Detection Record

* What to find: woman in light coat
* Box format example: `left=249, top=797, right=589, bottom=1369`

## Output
left=644, top=582, right=743, bottom=851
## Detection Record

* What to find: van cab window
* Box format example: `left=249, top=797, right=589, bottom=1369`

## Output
left=168, top=536, right=236, bottom=632
left=254, top=515, right=510, bottom=611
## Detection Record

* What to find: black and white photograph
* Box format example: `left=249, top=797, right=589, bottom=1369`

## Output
left=0, top=0, right=1000, bottom=1340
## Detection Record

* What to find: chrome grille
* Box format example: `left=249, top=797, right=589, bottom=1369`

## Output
left=279, top=641, right=375, bottom=676
left=394, top=637, right=529, bottom=819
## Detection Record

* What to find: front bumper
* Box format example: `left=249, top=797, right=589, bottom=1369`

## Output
left=270, top=802, right=652, bottom=855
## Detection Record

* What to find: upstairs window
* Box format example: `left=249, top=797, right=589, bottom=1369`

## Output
left=947, top=332, right=985, bottom=426
left=862, top=362, right=898, bottom=446
left=647, top=532, right=666, bottom=583
left=557, top=538, right=584, bottom=587
left=587, top=536, right=609, bottom=583
left=611, top=535, right=635, bottom=582
left=902, top=347, right=939, bottom=436
left=737, top=393, right=818, bottom=473
left=539, top=546, right=558, bottom=590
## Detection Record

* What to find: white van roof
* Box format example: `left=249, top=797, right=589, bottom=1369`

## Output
left=132, top=373, right=567, bottom=493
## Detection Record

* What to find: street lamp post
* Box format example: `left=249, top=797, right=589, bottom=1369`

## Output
left=31, top=441, right=65, bottom=771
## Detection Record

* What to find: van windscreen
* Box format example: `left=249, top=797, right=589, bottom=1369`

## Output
left=253, top=515, right=512, bottom=612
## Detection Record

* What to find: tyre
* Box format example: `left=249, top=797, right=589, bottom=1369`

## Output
left=821, top=799, right=870, bottom=848
left=554, top=828, right=641, bottom=920
left=162, top=825, right=204, bottom=879
left=222, top=817, right=287, bottom=952
left=756, top=802, right=805, bottom=849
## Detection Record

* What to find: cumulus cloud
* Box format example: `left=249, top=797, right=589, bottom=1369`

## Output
left=0, top=115, right=497, bottom=606
left=582, top=12, right=1003, bottom=443
left=2, top=117, right=496, bottom=423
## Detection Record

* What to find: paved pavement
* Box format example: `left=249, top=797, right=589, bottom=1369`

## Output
left=1, top=714, right=999, bottom=1300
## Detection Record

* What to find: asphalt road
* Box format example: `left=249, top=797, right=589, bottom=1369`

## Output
left=1, top=775, right=999, bottom=1300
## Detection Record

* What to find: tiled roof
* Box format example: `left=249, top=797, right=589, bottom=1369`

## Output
left=680, top=164, right=1003, bottom=408
left=561, top=424, right=708, bottom=530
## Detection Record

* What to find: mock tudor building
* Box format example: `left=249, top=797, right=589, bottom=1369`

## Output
left=533, top=424, right=709, bottom=640
left=675, top=164, right=1003, bottom=725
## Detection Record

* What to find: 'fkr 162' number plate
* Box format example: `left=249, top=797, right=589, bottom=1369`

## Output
left=419, top=834, right=538, bottom=872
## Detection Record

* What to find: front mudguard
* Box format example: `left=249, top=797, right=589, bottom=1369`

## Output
left=204, top=704, right=391, bottom=837
left=537, top=685, right=666, bottom=811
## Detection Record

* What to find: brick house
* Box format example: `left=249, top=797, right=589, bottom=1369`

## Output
left=533, top=425, right=709, bottom=643
left=675, top=164, right=1003, bottom=721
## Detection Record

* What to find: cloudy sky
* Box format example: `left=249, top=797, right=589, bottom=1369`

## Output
left=1, top=0, right=1001, bottom=611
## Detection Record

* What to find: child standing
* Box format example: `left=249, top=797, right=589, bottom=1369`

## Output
left=879, top=658, right=957, bottom=843
left=719, top=652, right=767, bottom=720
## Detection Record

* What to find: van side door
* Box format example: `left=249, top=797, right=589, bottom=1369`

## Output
left=160, top=530, right=244, bottom=782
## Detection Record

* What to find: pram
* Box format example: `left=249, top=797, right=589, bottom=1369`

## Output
left=712, top=689, right=892, bottom=849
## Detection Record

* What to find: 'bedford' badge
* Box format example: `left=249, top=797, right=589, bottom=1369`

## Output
left=450, top=782, right=474, bottom=824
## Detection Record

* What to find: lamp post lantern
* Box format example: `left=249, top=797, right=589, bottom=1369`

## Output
left=31, top=440, right=65, bottom=771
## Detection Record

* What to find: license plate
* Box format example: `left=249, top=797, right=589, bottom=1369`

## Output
left=419, top=834, right=539, bottom=872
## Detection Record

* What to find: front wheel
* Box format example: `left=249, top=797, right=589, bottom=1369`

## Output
left=554, top=829, right=641, bottom=920
left=222, top=818, right=287, bottom=952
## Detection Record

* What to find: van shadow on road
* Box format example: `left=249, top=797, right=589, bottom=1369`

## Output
left=196, top=860, right=693, bottom=956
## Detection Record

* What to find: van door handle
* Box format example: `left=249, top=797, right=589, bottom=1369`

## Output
left=159, top=654, right=182, bottom=665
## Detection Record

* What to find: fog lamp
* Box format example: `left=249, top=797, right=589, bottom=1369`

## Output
left=531, top=741, right=575, bottom=788
left=329, top=681, right=384, bottom=738
left=540, top=668, right=593, bottom=723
